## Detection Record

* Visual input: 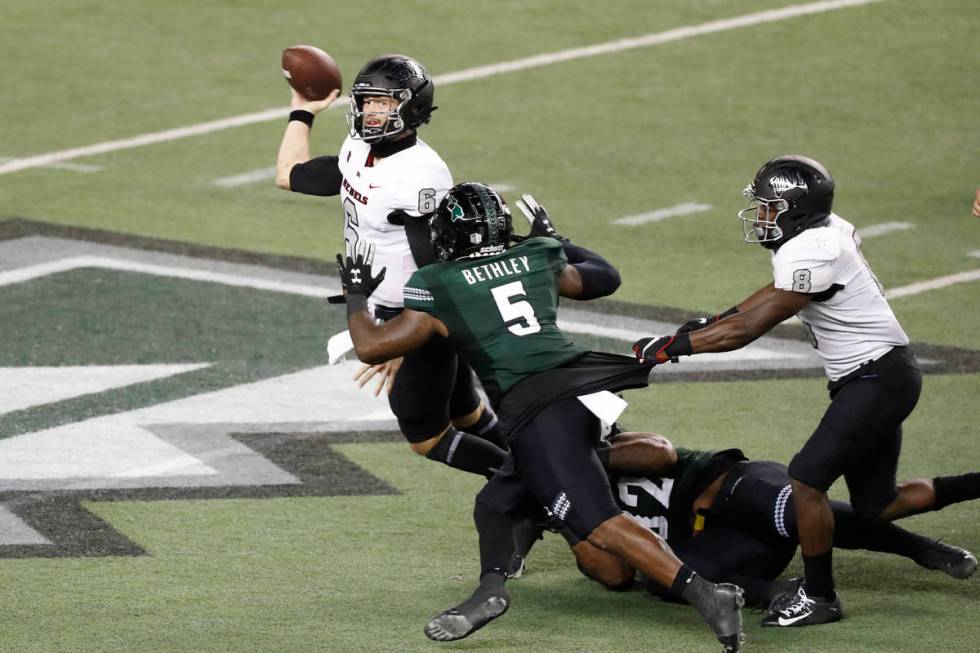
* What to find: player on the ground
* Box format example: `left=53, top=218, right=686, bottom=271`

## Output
left=572, top=432, right=978, bottom=606
left=275, top=54, right=507, bottom=479
left=632, top=154, right=980, bottom=627
left=338, top=183, right=745, bottom=652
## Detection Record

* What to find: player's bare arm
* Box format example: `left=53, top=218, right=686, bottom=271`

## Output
left=275, top=88, right=340, bottom=190
left=689, top=285, right=810, bottom=352
left=349, top=306, right=447, bottom=365
left=604, top=433, right=678, bottom=476
left=337, top=241, right=448, bottom=364
left=636, top=284, right=810, bottom=364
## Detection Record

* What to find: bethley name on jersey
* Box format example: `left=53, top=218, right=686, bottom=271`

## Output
left=461, top=256, right=531, bottom=285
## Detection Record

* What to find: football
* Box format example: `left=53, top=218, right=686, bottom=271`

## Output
left=281, top=45, right=343, bottom=101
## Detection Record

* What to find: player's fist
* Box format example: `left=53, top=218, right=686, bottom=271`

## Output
left=633, top=335, right=679, bottom=366
left=516, top=194, right=564, bottom=241
left=676, top=316, right=717, bottom=334
left=337, top=241, right=386, bottom=298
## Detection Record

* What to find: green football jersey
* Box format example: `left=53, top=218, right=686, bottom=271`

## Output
left=610, top=448, right=745, bottom=544
left=403, top=238, right=586, bottom=404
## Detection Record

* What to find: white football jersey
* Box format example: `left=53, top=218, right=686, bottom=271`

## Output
left=337, top=135, right=452, bottom=309
left=771, top=213, right=909, bottom=381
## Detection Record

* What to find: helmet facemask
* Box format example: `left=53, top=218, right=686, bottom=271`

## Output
left=739, top=183, right=789, bottom=247
left=346, top=88, right=412, bottom=143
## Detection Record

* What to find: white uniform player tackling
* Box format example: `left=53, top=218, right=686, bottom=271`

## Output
left=630, top=155, right=976, bottom=630
left=770, top=213, right=909, bottom=381
left=274, top=53, right=507, bottom=481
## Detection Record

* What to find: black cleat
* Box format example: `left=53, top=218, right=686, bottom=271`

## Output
left=917, top=540, right=978, bottom=579
left=760, top=584, right=842, bottom=627
left=424, top=588, right=510, bottom=642
left=764, top=577, right=803, bottom=611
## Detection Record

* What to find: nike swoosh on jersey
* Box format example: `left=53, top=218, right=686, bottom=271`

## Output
left=369, top=184, right=382, bottom=189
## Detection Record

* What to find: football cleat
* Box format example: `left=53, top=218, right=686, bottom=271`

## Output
left=424, top=589, right=509, bottom=642
left=917, top=540, right=978, bottom=579
left=687, top=580, right=745, bottom=653
left=760, top=584, right=842, bottom=627
left=764, top=577, right=803, bottom=610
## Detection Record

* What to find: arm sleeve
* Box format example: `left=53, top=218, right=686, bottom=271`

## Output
left=405, top=216, right=437, bottom=267
left=403, top=271, right=435, bottom=314
left=562, top=240, right=621, bottom=300
left=288, top=156, right=343, bottom=196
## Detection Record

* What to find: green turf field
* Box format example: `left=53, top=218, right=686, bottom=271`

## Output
left=1, top=1, right=978, bottom=651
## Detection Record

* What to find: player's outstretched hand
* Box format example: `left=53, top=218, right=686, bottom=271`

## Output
left=354, top=357, right=403, bottom=397
left=677, top=316, right=717, bottom=334
left=633, top=335, right=679, bottom=366
left=336, top=241, right=386, bottom=298
left=515, top=194, right=564, bottom=241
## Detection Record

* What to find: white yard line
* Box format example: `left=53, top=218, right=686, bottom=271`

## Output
left=0, top=256, right=339, bottom=298
left=212, top=167, right=277, bottom=187
left=968, top=251, right=980, bottom=259
left=0, top=0, right=884, bottom=176
left=613, top=202, right=712, bottom=226
left=0, top=156, right=101, bottom=173
left=856, top=221, right=914, bottom=239
left=885, top=269, right=980, bottom=300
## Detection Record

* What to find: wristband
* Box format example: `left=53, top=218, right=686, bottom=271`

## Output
left=288, top=110, right=315, bottom=127
left=345, top=293, right=367, bottom=320
left=665, top=332, right=693, bottom=358
left=717, top=306, right=739, bottom=320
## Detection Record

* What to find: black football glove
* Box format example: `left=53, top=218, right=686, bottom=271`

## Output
left=513, top=194, right=564, bottom=242
left=633, top=335, right=680, bottom=366
left=336, top=241, right=386, bottom=298
left=676, top=316, right=717, bottom=334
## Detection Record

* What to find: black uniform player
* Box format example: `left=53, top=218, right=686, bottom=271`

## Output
left=633, top=155, right=980, bottom=627
left=573, top=433, right=978, bottom=606
left=275, top=54, right=506, bottom=479
left=338, top=183, right=745, bottom=652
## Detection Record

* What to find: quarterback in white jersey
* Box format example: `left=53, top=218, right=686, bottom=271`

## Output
left=632, top=155, right=976, bottom=629
left=336, top=132, right=451, bottom=309
left=274, top=54, right=507, bottom=480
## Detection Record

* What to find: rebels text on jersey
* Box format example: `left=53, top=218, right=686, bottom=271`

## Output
left=771, top=213, right=909, bottom=381
left=337, top=135, right=452, bottom=309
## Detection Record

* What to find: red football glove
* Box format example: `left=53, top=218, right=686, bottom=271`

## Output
left=633, top=335, right=679, bottom=365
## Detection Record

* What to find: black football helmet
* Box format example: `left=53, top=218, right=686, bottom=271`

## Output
left=739, top=155, right=835, bottom=249
left=346, top=54, right=436, bottom=143
left=430, top=183, right=513, bottom=261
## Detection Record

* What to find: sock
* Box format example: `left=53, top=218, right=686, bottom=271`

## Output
left=831, top=500, right=934, bottom=561
left=512, top=515, right=544, bottom=559
left=466, top=407, right=507, bottom=449
left=669, top=563, right=697, bottom=600
left=933, top=473, right=980, bottom=510
left=427, top=427, right=507, bottom=478
left=802, top=551, right=835, bottom=599
left=474, top=501, right=520, bottom=578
